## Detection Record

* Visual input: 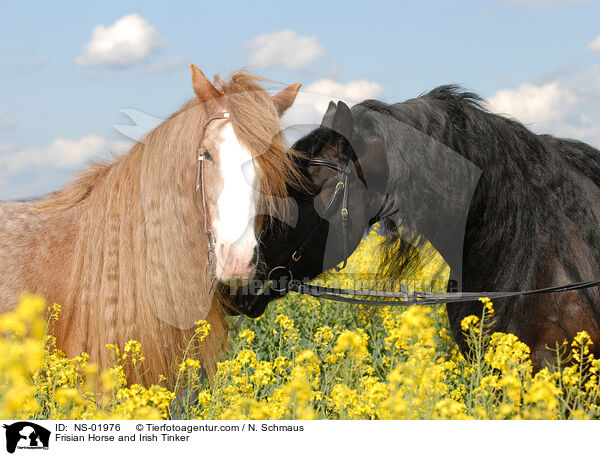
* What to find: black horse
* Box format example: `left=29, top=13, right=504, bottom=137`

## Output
left=228, top=86, right=600, bottom=370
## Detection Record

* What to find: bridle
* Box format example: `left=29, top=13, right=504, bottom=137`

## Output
left=292, top=154, right=353, bottom=270
left=266, top=143, right=354, bottom=292
left=196, top=111, right=230, bottom=266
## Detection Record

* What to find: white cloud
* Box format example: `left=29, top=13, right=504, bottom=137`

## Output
left=487, top=81, right=578, bottom=125
left=588, top=35, right=600, bottom=53
left=487, top=75, right=600, bottom=147
left=282, top=78, right=384, bottom=126
left=246, top=30, right=324, bottom=69
left=306, top=79, right=385, bottom=105
left=141, top=56, right=186, bottom=74
left=0, top=135, right=128, bottom=174
left=0, top=135, right=134, bottom=200
left=76, top=14, right=165, bottom=68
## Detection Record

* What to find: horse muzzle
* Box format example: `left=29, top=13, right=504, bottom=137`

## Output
left=215, top=239, right=258, bottom=283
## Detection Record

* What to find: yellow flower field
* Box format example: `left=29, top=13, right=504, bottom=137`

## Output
left=1, top=228, right=600, bottom=420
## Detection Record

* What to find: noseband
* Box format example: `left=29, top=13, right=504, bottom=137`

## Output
left=196, top=111, right=230, bottom=263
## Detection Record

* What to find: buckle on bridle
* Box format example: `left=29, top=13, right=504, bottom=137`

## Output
left=206, top=229, right=216, bottom=250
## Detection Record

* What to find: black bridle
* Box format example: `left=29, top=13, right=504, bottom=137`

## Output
left=262, top=149, right=353, bottom=294
left=289, top=156, right=352, bottom=270
left=261, top=147, right=600, bottom=309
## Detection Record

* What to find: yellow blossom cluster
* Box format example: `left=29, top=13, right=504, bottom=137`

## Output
left=1, top=226, right=600, bottom=419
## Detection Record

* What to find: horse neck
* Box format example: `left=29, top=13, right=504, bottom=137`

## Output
left=381, top=124, right=481, bottom=275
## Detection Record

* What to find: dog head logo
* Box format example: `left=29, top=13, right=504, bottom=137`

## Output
left=3, top=422, right=51, bottom=453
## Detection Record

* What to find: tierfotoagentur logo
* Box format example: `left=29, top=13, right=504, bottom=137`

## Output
left=3, top=422, right=51, bottom=453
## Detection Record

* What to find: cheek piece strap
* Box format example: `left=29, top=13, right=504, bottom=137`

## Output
left=196, top=112, right=230, bottom=265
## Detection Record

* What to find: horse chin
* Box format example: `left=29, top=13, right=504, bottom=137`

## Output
left=228, top=292, right=270, bottom=318
left=220, top=276, right=252, bottom=287
left=216, top=265, right=257, bottom=288
left=244, top=299, right=268, bottom=318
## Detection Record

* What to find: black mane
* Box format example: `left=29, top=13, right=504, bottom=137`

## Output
left=354, top=85, right=600, bottom=344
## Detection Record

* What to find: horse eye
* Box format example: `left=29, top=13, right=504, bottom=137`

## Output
left=202, top=150, right=213, bottom=162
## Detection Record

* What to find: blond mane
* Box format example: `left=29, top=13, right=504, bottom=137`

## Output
left=15, top=71, right=303, bottom=385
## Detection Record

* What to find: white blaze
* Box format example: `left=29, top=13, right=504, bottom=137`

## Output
left=213, top=123, right=257, bottom=254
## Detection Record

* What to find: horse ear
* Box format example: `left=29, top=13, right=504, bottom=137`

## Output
left=357, top=134, right=388, bottom=192
left=190, top=64, right=222, bottom=102
left=272, top=83, right=302, bottom=116
left=321, top=101, right=337, bottom=129
left=332, top=101, right=353, bottom=140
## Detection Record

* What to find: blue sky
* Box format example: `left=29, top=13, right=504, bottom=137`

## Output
left=1, top=0, right=600, bottom=200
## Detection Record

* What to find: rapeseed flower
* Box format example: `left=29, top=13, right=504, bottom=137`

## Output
left=1, top=229, right=600, bottom=420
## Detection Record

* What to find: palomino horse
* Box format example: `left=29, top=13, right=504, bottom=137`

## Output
left=229, top=86, right=600, bottom=371
left=0, top=65, right=302, bottom=384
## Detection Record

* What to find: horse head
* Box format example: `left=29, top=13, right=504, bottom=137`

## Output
left=228, top=100, right=389, bottom=317
left=189, top=65, right=302, bottom=285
